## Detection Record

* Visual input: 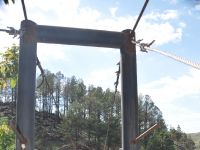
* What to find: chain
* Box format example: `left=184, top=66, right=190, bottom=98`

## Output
left=36, top=57, right=45, bottom=88
left=114, top=62, right=120, bottom=100
left=103, top=62, right=121, bottom=150
left=36, top=57, right=57, bottom=114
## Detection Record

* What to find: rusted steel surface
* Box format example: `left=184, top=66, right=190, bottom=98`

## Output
left=131, top=123, right=160, bottom=144
left=120, top=30, right=139, bottom=150
left=10, top=120, right=28, bottom=149
left=17, top=19, right=140, bottom=150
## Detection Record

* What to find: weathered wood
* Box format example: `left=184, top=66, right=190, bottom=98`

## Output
left=37, top=25, right=124, bottom=48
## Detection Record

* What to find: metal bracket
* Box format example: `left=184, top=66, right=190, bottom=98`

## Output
left=133, top=39, right=155, bottom=53
left=0, top=27, right=20, bottom=38
left=7, top=27, right=20, bottom=38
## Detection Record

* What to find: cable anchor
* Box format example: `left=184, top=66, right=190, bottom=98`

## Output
left=0, top=27, right=20, bottom=38
left=137, top=39, right=155, bottom=53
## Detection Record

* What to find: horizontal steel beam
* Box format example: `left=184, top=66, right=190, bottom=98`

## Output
left=36, top=25, right=125, bottom=48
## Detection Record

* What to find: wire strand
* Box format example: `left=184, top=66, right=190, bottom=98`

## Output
left=146, top=47, right=200, bottom=70
left=131, top=0, right=149, bottom=35
left=21, top=0, right=28, bottom=20
left=0, top=29, right=9, bottom=32
left=132, top=41, right=200, bottom=70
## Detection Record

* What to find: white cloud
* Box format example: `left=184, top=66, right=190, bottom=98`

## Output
left=109, top=6, right=118, bottom=17
left=144, top=10, right=179, bottom=21
left=179, top=22, right=186, bottom=28
left=162, top=0, right=178, bottom=5
left=0, top=2, right=23, bottom=27
left=162, top=10, right=179, bottom=20
left=95, top=47, right=119, bottom=54
left=170, top=0, right=178, bottom=4
left=140, top=69, right=200, bottom=103
left=37, top=44, right=71, bottom=63
left=137, top=21, right=183, bottom=45
left=137, top=10, right=184, bottom=45
left=188, top=9, right=192, bottom=15
left=195, top=4, right=200, bottom=11
left=139, top=69, right=200, bottom=132
left=84, top=67, right=117, bottom=90
left=0, top=33, right=19, bottom=52
left=157, top=103, right=200, bottom=133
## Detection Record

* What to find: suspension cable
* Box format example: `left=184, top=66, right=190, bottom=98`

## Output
left=21, top=0, right=28, bottom=20
left=0, top=27, right=20, bottom=38
left=131, top=0, right=150, bottom=36
left=147, top=47, right=200, bottom=70
left=132, top=40, right=200, bottom=70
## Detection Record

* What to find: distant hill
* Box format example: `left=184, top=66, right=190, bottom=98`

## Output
left=188, top=132, right=200, bottom=149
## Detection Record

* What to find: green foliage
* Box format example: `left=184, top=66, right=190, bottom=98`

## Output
left=35, top=74, right=196, bottom=149
left=138, top=94, right=167, bottom=149
left=188, top=132, right=200, bottom=149
left=146, top=130, right=175, bottom=150
left=0, top=44, right=19, bottom=89
left=170, top=126, right=196, bottom=150
left=0, top=117, right=15, bottom=150
left=57, top=83, right=121, bottom=149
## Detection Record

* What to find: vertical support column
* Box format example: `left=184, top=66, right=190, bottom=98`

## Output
left=120, top=30, right=138, bottom=150
left=16, top=20, right=37, bottom=150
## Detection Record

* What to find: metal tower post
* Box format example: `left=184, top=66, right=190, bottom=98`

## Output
left=16, top=20, right=37, bottom=150
left=120, top=30, right=139, bottom=150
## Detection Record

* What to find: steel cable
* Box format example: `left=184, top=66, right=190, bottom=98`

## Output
left=132, top=41, right=200, bottom=70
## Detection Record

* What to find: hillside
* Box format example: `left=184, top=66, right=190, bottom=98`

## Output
left=0, top=102, right=63, bottom=149
left=188, top=132, right=200, bottom=149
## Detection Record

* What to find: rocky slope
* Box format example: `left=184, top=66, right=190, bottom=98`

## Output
left=0, top=102, right=64, bottom=150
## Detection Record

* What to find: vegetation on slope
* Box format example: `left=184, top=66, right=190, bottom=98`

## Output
left=188, top=132, right=200, bottom=149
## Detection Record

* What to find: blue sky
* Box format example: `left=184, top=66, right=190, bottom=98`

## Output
left=0, top=0, right=200, bottom=133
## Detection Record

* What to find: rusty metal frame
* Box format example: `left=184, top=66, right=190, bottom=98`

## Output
left=16, top=20, right=139, bottom=150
